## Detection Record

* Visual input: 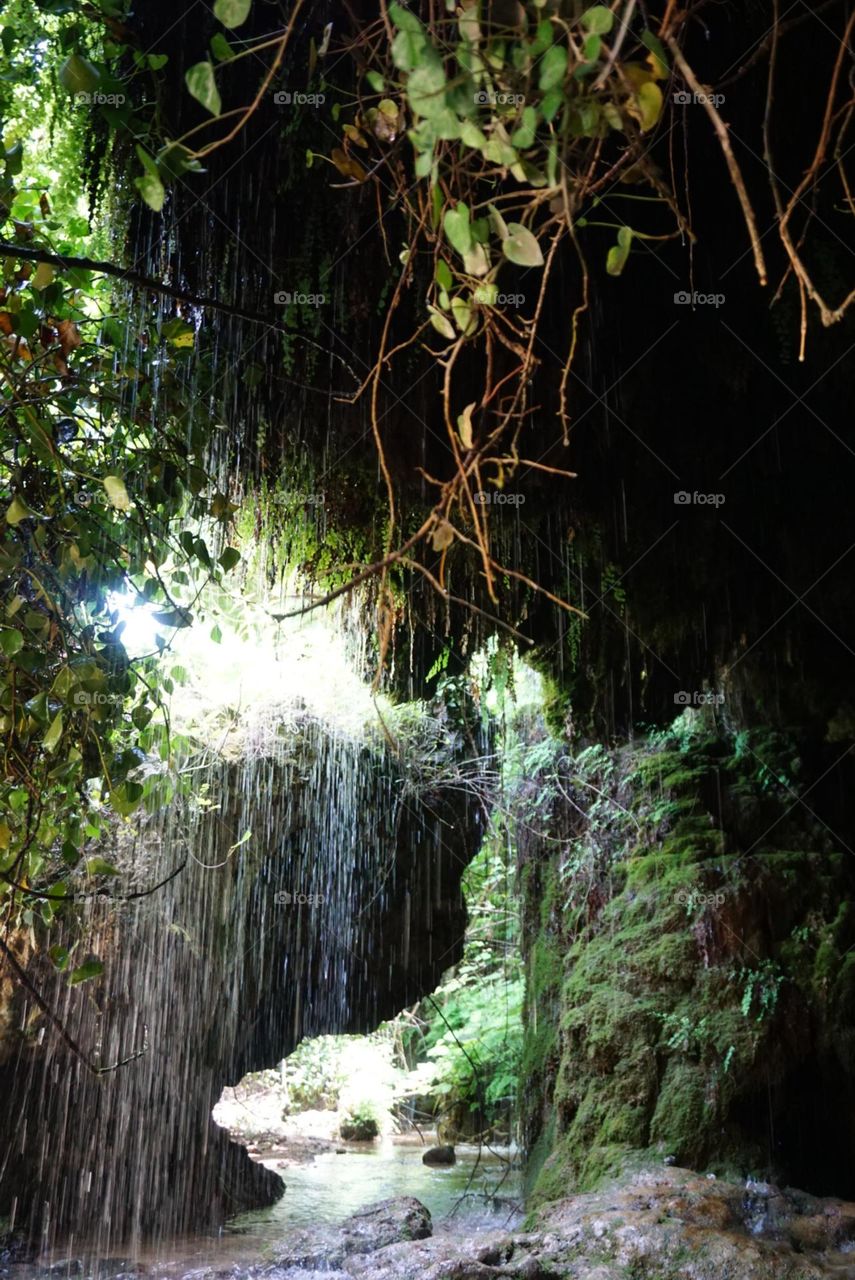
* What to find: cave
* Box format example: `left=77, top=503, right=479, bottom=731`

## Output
left=2, top=0, right=855, bottom=1275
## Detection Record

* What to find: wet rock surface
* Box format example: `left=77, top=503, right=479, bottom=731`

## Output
left=268, top=1198, right=432, bottom=1272
left=422, top=1146, right=456, bottom=1166
left=260, top=1173, right=855, bottom=1280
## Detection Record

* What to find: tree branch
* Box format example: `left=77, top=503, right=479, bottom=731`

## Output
left=0, top=934, right=146, bottom=1075
left=0, top=241, right=281, bottom=331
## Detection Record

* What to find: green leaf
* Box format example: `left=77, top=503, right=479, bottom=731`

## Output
left=435, top=258, right=453, bottom=291
left=185, top=61, right=222, bottom=116
left=460, top=119, right=487, bottom=148
left=59, top=54, right=100, bottom=95
left=85, top=857, right=120, bottom=876
left=213, top=0, right=251, bottom=28
left=451, top=295, right=476, bottom=335
left=157, top=142, right=205, bottom=178
left=462, top=242, right=489, bottom=276
left=43, top=711, right=64, bottom=754
left=211, top=32, right=234, bottom=61
left=49, top=944, right=70, bottom=971
left=0, top=628, right=24, bottom=657
left=147, top=53, right=169, bottom=70
left=633, top=80, right=663, bottom=132
left=444, top=203, right=472, bottom=257
left=103, top=475, right=131, bottom=512
left=502, top=223, right=544, bottom=267
left=473, top=282, right=499, bottom=306
left=134, top=145, right=165, bottom=212
left=389, top=2, right=425, bottom=33
left=152, top=607, right=193, bottom=628
left=606, top=225, right=633, bottom=276
left=109, top=781, right=144, bottom=817
left=392, top=29, right=422, bottom=72
left=62, top=840, right=80, bottom=866
left=6, top=495, right=38, bottom=525
left=488, top=203, right=509, bottom=240
left=427, top=305, right=456, bottom=340
left=581, top=6, right=614, bottom=35
left=541, top=88, right=563, bottom=122
left=482, top=136, right=518, bottom=167
left=641, top=29, right=670, bottom=70
left=407, top=59, right=447, bottom=119
left=161, top=317, right=195, bottom=347
left=539, top=44, right=567, bottom=92
left=68, top=958, right=103, bottom=986
left=583, top=33, right=602, bottom=62
left=366, top=71, right=385, bottom=94
left=511, top=105, right=538, bottom=150
left=218, top=546, right=240, bottom=572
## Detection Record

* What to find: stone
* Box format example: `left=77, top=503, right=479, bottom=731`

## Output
left=293, top=1170, right=855, bottom=1280
left=271, top=1197, right=432, bottom=1270
left=422, top=1145, right=456, bottom=1165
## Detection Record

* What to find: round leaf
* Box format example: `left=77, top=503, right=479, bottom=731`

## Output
left=213, top=0, right=251, bottom=28
left=502, top=224, right=544, bottom=268
left=581, top=6, right=614, bottom=34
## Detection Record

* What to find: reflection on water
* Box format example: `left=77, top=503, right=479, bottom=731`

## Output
left=2, top=1143, right=521, bottom=1280
left=241, top=1141, right=522, bottom=1237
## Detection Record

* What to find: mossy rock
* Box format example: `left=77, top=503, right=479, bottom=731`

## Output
left=521, top=720, right=855, bottom=1206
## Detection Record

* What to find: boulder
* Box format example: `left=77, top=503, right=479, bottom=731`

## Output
left=288, top=1169, right=855, bottom=1280
left=272, top=1196, right=432, bottom=1270
left=422, top=1145, right=456, bottom=1166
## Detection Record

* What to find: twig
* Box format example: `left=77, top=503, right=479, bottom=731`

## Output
left=0, top=934, right=146, bottom=1075
left=665, top=36, right=768, bottom=287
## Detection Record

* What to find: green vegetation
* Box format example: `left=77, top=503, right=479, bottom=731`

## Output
left=519, top=711, right=855, bottom=1205
left=0, top=7, right=248, bottom=952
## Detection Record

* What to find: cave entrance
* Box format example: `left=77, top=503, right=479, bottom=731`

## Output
left=210, top=810, right=526, bottom=1231
left=213, top=1030, right=408, bottom=1160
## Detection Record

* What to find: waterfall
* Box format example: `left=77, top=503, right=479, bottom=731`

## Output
left=0, top=711, right=481, bottom=1258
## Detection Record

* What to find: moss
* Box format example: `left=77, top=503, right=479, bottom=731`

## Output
left=520, top=718, right=855, bottom=1208
left=649, top=1061, right=708, bottom=1161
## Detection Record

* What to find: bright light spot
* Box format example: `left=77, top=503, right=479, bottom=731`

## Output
left=164, top=584, right=387, bottom=745
left=108, top=590, right=163, bottom=656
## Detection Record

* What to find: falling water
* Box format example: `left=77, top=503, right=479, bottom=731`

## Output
left=0, top=704, right=480, bottom=1260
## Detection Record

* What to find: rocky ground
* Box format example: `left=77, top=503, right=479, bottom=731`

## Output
left=255, top=1167, right=855, bottom=1280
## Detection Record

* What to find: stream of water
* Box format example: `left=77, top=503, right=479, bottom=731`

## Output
left=1, top=1143, right=520, bottom=1279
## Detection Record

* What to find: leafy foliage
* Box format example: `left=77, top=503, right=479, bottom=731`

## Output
left=0, top=13, right=241, bottom=950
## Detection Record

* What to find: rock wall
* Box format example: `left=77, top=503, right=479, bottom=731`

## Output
left=0, top=716, right=481, bottom=1252
left=518, top=715, right=855, bottom=1205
